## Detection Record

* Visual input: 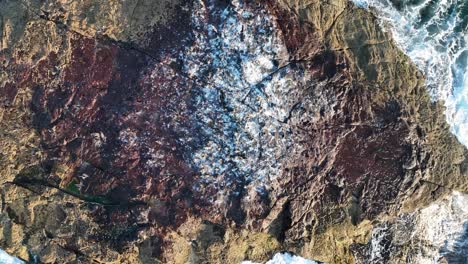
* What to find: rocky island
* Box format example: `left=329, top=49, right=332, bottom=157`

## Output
left=0, top=0, right=467, bottom=263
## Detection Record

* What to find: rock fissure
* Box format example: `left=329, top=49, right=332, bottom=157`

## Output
left=0, top=0, right=467, bottom=263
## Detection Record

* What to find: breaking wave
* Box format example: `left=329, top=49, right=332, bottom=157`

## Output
left=352, top=0, right=468, bottom=147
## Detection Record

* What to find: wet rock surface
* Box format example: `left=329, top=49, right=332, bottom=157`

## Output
left=0, top=0, right=467, bottom=263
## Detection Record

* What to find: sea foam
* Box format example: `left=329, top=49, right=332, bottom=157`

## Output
left=351, top=0, right=468, bottom=147
left=0, top=249, right=24, bottom=264
left=242, top=252, right=319, bottom=264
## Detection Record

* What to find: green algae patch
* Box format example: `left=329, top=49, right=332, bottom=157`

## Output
left=65, top=180, right=80, bottom=195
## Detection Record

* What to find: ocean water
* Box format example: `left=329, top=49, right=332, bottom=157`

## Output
left=352, top=0, right=468, bottom=147
left=366, top=191, right=468, bottom=262
left=351, top=1, right=468, bottom=262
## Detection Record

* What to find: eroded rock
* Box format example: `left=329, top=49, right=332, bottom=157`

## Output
left=0, top=0, right=467, bottom=263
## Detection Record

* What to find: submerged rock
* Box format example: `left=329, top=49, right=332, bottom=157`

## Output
left=0, top=0, right=467, bottom=263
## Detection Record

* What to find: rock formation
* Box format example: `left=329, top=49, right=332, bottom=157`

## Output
left=0, top=0, right=466, bottom=263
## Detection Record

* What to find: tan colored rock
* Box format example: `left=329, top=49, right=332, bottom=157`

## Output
left=0, top=0, right=466, bottom=263
left=302, top=220, right=373, bottom=263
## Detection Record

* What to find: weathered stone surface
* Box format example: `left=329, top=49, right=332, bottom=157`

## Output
left=0, top=0, right=467, bottom=263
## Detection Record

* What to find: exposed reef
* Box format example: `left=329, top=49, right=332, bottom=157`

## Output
left=0, top=0, right=467, bottom=263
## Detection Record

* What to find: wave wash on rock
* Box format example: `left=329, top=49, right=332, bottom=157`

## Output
left=1, top=0, right=468, bottom=263
left=351, top=0, right=468, bottom=147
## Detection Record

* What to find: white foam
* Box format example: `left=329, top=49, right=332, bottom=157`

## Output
left=0, top=249, right=24, bottom=264
left=242, top=252, right=319, bottom=264
left=366, top=191, right=468, bottom=262
left=412, top=191, right=468, bottom=262
left=351, top=0, right=468, bottom=147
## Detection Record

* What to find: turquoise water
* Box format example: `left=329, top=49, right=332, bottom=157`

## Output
left=353, top=0, right=468, bottom=147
